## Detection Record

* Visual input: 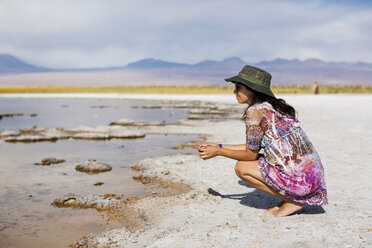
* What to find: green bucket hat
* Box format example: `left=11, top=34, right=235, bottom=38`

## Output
left=225, top=65, right=275, bottom=97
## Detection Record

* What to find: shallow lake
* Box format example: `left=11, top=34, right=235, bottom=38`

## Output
left=0, top=97, right=200, bottom=248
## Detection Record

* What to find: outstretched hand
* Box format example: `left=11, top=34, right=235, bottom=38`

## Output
left=198, top=143, right=219, bottom=160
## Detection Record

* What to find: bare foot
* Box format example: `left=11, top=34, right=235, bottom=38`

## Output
left=265, top=201, right=284, bottom=214
left=270, top=202, right=303, bottom=217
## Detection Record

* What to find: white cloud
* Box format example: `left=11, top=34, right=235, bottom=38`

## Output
left=0, top=0, right=371, bottom=68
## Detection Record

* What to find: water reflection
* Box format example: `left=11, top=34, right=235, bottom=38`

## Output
left=0, top=97, right=198, bottom=248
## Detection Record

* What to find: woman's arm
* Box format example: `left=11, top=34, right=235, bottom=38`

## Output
left=199, top=145, right=258, bottom=161
left=199, top=143, right=246, bottom=150
left=218, top=147, right=258, bottom=161
left=199, top=106, right=265, bottom=162
left=219, top=144, right=246, bottom=150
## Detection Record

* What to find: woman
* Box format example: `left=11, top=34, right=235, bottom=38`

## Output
left=199, top=65, right=327, bottom=217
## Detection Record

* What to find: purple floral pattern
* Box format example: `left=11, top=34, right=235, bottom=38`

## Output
left=246, top=102, right=327, bottom=206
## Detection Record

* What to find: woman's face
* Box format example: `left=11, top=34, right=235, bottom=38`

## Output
left=233, top=83, right=252, bottom=104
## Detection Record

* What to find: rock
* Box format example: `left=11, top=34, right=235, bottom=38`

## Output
left=189, top=109, right=227, bottom=116
left=0, top=130, right=19, bottom=138
left=110, top=118, right=144, bottom=126
left=35, top=157, right=65, bottom=166
left=75, top=160, right=112, bottom=174
left=0, top=125, right=145, bottom=143
left=45, top=128, right=70, bottom=139
left=107, top=126, right=146, bottom=138
left=72, top=133, right=111, bottom=140
left=70, top=125, right=146, bottom=139
left=110, top=119, right=165, bottom=127
left=188, top=114, right=207, bottom=120
left=0, top=113, right=23, bottom=118
left=4, top=135, right=58, bottom=142
left=208, top=110, right=227, bottom=115
left=52, top=193, right=120, bottom=210
left=145, top=121, right=166, bottom=126
left=110, top=131, right=145, bottom=139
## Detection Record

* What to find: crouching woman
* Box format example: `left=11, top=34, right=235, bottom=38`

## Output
left=199, top=65, right=327, bottom=217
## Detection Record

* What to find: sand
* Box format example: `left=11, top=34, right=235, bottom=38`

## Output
left=2, top=93, right=372, bottom=247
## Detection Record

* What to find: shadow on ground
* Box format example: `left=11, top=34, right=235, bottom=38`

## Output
left=208, top=180, right=325, bottom=215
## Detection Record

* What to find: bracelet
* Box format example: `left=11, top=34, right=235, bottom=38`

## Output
left=218, top=144, right=223, bottom=148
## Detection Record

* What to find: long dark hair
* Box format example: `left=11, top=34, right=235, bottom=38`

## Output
left=240, top=84, right=296, bottom=119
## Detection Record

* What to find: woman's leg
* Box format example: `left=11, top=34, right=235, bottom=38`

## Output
left=235, top=160, right=303, bottom=217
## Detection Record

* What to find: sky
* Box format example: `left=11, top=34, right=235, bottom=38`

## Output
left=1, top=0, right=372, bottom=69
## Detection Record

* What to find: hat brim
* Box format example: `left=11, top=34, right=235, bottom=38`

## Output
left=225, top=76, right=275, bottom=98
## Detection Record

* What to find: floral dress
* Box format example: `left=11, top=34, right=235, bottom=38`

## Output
left=246, top=102, right=328, bottom=206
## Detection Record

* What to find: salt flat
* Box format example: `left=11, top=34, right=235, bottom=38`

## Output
left=2, top=94, right=371, bottom=247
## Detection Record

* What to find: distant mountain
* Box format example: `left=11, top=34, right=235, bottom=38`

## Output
left=1, top=54, right=372, bottom=85
left=123, top=57, right=372, bottom=85
left=255, top=58, right=372, bottom=85
left=207, top=57, right=246, bottom=71
left=125, top=58, right=189, bottom=69
left=124, top=57, right=245, bottom=70
left=192, top=60, right=218, bottom=67
left=0, top=54, right=51, bottom=74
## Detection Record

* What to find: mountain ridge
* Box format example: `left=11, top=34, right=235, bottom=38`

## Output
left=1, top=53, right=372, bottom=85
left=0, top=54, right=51, bottom=74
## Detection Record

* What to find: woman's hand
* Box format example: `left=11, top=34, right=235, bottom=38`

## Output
left=199, top=143, right=218, bottom=149
left=199, top=143, right=219, bottom=160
